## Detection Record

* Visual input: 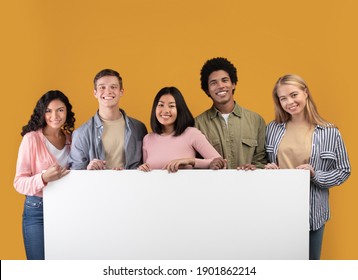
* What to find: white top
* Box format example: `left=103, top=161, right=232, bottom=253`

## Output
left=221, top=113, right=230, bottom=125
left=45, top=139, right=70, bottom=168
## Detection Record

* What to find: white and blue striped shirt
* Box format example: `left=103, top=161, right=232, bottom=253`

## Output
left=266, top=121, right=351, bottom=231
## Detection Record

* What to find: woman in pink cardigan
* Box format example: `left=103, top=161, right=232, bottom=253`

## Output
left=139, top=87, right=225, bottom=172
left=14, top=90, right=75, bottom=259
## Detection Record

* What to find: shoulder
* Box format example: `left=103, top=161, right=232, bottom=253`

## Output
left=195, top=109, right=216, bottom=130
left=317, top=124, right=338, bottom=131
left=22, top=130, right=43, bottom=141
left=195, top=109, right=212, bottom=121
left=20, top=130, right=44, bottom=149
left=183, top=127, right=202, bottom=136
left=267, top=120, right=281, bottom=128
left=122, top=111, right=146, bottom=129
left=144, top=132, right=156, bottom=140
left=268, top=120, right=285, bottom=128
left=316, top=125, right=341, bottom=137
left=180, top=127, right=207, bottom=143
left=127, top=116, right=146, bottom=128
left=266, top=121, right=285, bottom=136
left=73, top=115, right=97, bottom=134
left=239, top=106, right=265, bottom=122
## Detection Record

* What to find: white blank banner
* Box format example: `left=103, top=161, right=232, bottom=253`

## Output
left=44, top=170, right=309, bottom=260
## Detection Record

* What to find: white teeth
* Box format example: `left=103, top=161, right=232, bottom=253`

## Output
left=216, top=91, right=226, bottom=96
left=103, top=96, right=114, bottom=100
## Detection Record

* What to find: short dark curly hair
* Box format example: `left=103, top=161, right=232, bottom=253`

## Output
left=200, top=57, right=238, bottom=95
left=21, top=90, right=75, bottom=136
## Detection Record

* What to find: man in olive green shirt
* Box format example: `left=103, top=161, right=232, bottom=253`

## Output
left=195, top=57, right=267, bottom=170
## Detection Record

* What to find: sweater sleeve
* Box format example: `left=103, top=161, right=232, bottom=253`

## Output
left=190, top=128, right=221, bottom=169
left=13, top=134, right=46, bottom=196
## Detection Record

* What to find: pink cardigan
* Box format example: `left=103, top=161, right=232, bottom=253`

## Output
left=143, top=127, right=221, bottom=169
left=14, top=129, right=71, bottom=197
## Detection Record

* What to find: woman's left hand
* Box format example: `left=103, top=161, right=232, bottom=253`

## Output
left=42, top=163, right=69, bottom=183
left=163, top=158, right=195, bottom=173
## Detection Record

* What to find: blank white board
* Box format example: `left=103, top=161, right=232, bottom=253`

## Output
left=44, top=169, right=309, bottom=259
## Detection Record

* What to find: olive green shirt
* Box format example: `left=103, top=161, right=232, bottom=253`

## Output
left=195, top=103, right=267, bottom=169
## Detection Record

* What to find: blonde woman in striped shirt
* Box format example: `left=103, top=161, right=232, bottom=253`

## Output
left=265, top=74, right=351, bottom=260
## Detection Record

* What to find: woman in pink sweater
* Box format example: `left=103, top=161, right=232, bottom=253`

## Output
left=139, top=87, right=225, bottom=172
left=14, top=90, right=75, bottom=259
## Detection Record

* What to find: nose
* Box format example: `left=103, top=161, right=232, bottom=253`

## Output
left=51, top=110, right=59, bottom=119
left=104, top=86, right=110, bottom=94
left=286, top=97, right=294, bottom=104
left=217, top=81, right=224, bottom=88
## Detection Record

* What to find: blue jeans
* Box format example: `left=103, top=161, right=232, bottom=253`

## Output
left=22, top=196, right=44, bottom=260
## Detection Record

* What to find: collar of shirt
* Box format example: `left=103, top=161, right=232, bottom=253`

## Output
left=208, top=102, right=242, bottom=119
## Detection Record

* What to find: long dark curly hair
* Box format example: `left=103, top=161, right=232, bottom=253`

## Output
left=21, top=90, right=76, bottom=136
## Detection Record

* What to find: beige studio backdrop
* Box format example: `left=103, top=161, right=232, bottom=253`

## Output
left=0, top=0, right=356, bottom=259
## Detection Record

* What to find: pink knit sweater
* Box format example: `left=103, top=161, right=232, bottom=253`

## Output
left=143, top=127, right=220, bottom=169
left=14, top=130, right=71, bottom=197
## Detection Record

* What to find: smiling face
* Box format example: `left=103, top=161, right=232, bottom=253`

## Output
left=94, top=75, right=123, bottom=109
left=276, top=84, right=308, bottom=119
left=207, top=70, right=236, bottom=112
left=155, top=93, right=177, bottom=133
left=44, top=99, right=67, bottom=130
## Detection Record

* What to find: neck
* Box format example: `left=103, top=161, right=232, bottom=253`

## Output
left=161, top=125, right=174, bottom=136
left=99, top=107, right=122, bottom=121
left=290, top=114, right=308, bottom=125
left=214, top=100, right=235, bottom=114
left=43, top=126, right=63, bottom=138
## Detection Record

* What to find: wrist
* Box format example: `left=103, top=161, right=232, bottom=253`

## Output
left=41, top=173, right=48, bottom=185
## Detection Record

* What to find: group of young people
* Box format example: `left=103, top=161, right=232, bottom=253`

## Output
left=14, top=57, right=351, bottom=260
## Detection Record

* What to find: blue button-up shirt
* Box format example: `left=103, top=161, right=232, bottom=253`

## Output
left=69, top=109, right=147, bottom=170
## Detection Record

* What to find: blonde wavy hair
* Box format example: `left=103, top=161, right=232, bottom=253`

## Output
left=272, top=74, right=334, bottom=127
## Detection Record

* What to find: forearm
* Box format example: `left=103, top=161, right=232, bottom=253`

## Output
left=14, top=172, right=45, bottom=196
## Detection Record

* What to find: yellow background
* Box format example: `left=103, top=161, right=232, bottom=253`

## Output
left=0, top=0, right=356, bottom=259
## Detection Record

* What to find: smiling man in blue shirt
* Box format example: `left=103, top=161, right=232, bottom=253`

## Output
left=69, top=69, right=147, bottom=170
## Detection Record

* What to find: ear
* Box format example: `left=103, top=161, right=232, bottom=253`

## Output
left=303, top=88, right=308, bottom=99
left=94, top=89, right=98, bottom=98
left=119, top=88, right=124, bottom=96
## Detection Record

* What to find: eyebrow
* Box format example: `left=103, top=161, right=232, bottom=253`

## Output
left=278, top=91, right=298, bottom=98
left=46, top=106, right=65, bottom=110
left=97, top=83, right=119, bottom=87
left=158, top=100, right=176, bottom=104
left=209, top=76, right=229, bottom=83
